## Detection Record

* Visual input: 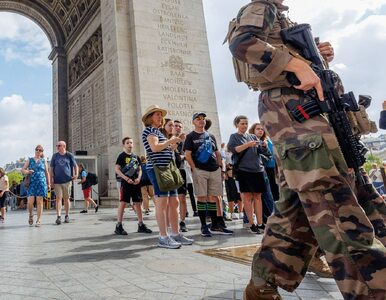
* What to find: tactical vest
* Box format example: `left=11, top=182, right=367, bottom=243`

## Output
left=225, top=0, right=308, bottom=91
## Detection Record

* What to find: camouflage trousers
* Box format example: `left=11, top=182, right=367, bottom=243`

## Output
left=252, top=88, right=386, bottom=300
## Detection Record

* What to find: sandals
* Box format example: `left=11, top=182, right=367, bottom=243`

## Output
left=28, top=215, right=34, bottom=226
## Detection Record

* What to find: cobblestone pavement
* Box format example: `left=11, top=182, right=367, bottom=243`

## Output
left=0, top=207, right=342, bottom=300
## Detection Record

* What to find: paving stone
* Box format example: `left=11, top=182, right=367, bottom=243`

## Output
left=0, top=208, right=341, bottom=300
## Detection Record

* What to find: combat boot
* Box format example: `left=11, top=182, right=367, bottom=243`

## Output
left=244, top=279, right=282, bottom=300
left=308, top=255, right=333, bottom=278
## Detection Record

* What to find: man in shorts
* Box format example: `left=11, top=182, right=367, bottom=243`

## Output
left=115, top=137, right=152, bottom=235
left=50, top=141, right=78, bottom=225
left=184, top=112, right=233, bottom=236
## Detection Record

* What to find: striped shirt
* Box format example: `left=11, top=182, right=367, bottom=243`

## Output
left=142, top=127, right=173, bottom=170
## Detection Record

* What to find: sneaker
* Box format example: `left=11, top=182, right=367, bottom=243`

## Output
left=171, top=233, right=194, bottom=245
left=137, top=223, right=152, bottom=234
left=211, top=226, right=233, bottom=235
left=231, top=213, right=239, bottom=220
left=218, top=217, right=227, bottom=229
left=144, top=209, right=150, bottom=215
left=95, top=205, right=99, bottom=213
left=158, top=236, right=181, bottom=249
left=115, top=223, right=128, bottom=235
left=201, top=225, right=212, bottom=237
left=56, top=216, right=61, bottom=225
left=244, top=279, right=282, bottom=300
left=185, top=212, right=189, bottom=218
left=80, top=210, right=88, bottom=213
left=64, top=215, right=70, bottom=223
left=250, top=224, right=262, bottom=234
left=308, top=255, right=333, bottom=278
left=193, top=211, right=199, bottom=217
left=179, top=221, right=188, bottom=232
left=257, top=224, right=266, bottom=231
left=239, top=212, right=244, bottom=219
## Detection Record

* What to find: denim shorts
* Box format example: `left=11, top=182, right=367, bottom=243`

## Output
left=147, top=167, right=178, bottom=197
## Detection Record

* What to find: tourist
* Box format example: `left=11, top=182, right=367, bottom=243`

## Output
left=228, top=116, right=271, bottom=234
left=142, top=105, right=193, bottom=248
left=0, top=167, right=9, bottom=223
left=173, top=120, right=189, bottom=232
left=224, top=160, right=242, bottom=220
left=184, top=112, right=232, bottom=236
left=78, top=163, right=98, bottom=214
left=249, top=123, right=279, bottom=202
left=380, top=100, right=386, bottom=130
left=21, top=145, right=50, bottom=227
left=50, top=141, right=78, bottom=225
left=114, top=137, right=152, bottom=235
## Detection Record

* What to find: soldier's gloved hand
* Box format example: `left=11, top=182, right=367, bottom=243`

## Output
left=285, top=57, right=324, bottom=100
left=318, top=41, right=334, bottom=63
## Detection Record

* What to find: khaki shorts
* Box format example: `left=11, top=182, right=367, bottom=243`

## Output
left=192, top=168, right=222, bottom=197
left=54, top=182, right=72, bottom=200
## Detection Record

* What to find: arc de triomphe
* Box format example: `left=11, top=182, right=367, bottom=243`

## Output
left=0, top=0, right=220, bottom=200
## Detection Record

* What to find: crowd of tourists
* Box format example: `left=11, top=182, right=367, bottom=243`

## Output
left=0, top=105, right=281, bottom=247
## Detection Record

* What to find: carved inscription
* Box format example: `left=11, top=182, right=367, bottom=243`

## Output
left=69, top=26, right=103, bottom=89
left=152, top=0, right=199, bottom=127
left=68, top=70, right=107, bottom=152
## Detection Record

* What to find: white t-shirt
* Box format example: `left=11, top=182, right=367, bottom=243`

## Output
left=0, top=175, right=9, bottom=191
left=369, top=169, right=383, bottom=183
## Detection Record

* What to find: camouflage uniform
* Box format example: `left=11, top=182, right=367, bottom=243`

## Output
left=229, top=0, right=386, bottom=299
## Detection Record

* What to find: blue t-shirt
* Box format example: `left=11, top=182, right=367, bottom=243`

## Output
left=142, top=127, right=173, bottom=171
left=50, top=152, right=77, bottom=184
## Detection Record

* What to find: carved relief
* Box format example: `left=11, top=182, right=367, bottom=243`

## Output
left=68, top=26, right=103, bottom=88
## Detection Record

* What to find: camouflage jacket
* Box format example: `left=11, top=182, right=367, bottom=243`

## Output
left=229, top=0, right=297, bottom=90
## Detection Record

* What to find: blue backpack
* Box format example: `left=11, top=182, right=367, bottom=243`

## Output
left=195, top=132, right=213, bottom=164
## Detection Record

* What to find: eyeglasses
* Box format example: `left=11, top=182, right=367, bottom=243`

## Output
left=35, top=149, right=44, bottom=152
left=56, top=144, right=63, bottom=147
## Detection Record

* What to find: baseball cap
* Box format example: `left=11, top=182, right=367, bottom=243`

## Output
left=192, top=112, right=206, bottom=120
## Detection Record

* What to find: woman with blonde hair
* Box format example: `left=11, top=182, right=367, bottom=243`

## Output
left=141, top=105, right=193, bottom=249
left=0, top=167, right=9, bottom=223
left=22, top=145, right=50, bottom=226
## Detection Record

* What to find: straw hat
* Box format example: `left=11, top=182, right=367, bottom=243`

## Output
left=141, top=105, right=167, bottom=124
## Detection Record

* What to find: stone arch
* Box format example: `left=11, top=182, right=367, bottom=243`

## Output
left=0, top=1, right=65, bottom=49
left=0, top=0, right=69, bottom=143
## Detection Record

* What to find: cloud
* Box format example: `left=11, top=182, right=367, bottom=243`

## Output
left=0, top=94, right=52, bottom=168
left=0, top=13, right=51, bottom=67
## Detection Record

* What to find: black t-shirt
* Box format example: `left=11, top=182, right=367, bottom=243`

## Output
left=115, top=152, right=140, bottom=180
left=184, top=131, right=219, bottom=172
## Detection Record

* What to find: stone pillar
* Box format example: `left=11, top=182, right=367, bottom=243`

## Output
left=129, top=0, right=220, bottom=142
left=50, top=47, right=68, bottom=148
left=100, top=0, right=138, bottom=199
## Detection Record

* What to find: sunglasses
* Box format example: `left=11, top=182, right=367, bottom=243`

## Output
left=195, top=116, right=205, bottom=120
left=56, top=144, right=63, bottom=147
left=35, top=149, right=44, bottom=152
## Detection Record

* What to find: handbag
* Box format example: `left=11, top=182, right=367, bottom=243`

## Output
left=151, top=159, right=184, bottom=192
left=24, top=174, right=31, bottom=189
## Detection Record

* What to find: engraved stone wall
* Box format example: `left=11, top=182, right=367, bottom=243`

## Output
left=130, top=0, right=219, bottom=138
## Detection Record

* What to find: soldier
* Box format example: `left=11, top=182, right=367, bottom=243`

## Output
left=227, top=0, right=386, bottom=299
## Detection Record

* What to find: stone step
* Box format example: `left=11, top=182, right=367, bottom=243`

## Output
left=100, top=197, right=119, bottom=208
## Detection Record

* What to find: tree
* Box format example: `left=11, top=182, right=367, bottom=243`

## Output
left=6, top=170, right=23, bottom=186
left=363, top=154, right=383, bottom=174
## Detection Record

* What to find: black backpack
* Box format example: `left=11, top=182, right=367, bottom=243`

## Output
left=86, top=172, right=98, bottom=186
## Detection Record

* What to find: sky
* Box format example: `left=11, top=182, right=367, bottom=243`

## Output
left=1, top=0, right=386, bottom=168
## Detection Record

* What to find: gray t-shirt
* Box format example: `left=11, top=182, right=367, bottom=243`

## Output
left=227, top=133, right=271, bottom=173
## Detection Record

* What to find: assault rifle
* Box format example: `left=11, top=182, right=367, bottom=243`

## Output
left=281, top=24, right=368, bottom=185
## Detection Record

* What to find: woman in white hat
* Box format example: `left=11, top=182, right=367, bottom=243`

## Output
left=141, top=105, right=194, bottom=249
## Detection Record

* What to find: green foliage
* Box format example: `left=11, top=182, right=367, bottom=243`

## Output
left=364, top=154, right=383, bottom=173
left=6, top=170, right=23, bottom=185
